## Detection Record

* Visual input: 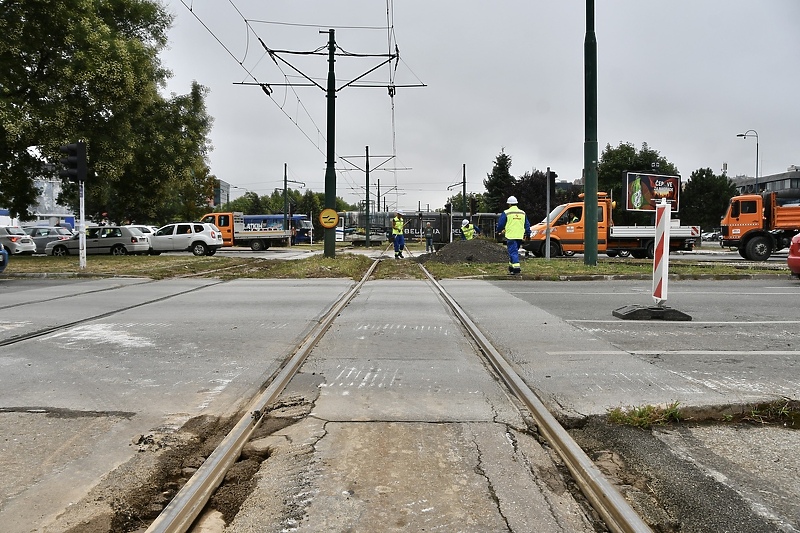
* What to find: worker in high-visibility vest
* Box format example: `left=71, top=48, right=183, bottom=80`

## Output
left=496, top=196, right=531, bottom=274
left=392, top=211, right=405, bottom=258
left=461, top=219, right=476, bottom=240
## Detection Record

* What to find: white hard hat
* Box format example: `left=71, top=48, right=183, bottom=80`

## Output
left=396, top=210, right=403, bottom=215
left=507, top=195, right=518, bottom=204
left=462, top=219, right=469, bottom=226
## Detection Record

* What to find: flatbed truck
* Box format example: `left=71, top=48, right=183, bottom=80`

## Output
left=523, top=193, right=699, bottom=259
left=720, top=189, right=800, bottom=260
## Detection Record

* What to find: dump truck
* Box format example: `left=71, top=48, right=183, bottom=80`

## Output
left=719, top=189, right=800, bottom=260
left=523, top=193, right=699, bottom=259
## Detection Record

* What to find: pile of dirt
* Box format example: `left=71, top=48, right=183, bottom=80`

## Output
left=424, top=239, right=508, bottom=264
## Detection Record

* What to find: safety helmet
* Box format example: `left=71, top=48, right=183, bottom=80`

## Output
left=462, top=219, right=469, bottom=226
left=396, top=210, right=403, bottom=216
left=507, top=195, right=518, bottom=204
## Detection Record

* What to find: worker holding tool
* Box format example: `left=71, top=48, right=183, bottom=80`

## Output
left=461, top=219, right=477, bottom=240
left=392, top=211, right=406, bottom=258
left=496, top=196, right=530, bottom=274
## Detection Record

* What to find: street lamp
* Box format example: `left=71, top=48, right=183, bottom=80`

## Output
left=736, top=129, right=759, bottom=192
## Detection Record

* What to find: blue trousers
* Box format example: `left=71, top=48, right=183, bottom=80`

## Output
left=393, top=234, right=405, bottom=255
left=507, top=239, right=522, bottom=270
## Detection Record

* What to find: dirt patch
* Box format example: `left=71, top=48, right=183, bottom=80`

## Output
left=420, top=239, right=509, bottom=264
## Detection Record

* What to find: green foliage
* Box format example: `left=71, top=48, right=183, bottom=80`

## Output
left=1, top=0, right=215, bottom=226
left=608, top=401, right=684, bottom=429
left=598, top=142, right=679, bottom=225
left=483, top=150, right=516, bottom=213
left=680, top=168, right=737, bottom=231
left=446, top=192, right=485, bottom=215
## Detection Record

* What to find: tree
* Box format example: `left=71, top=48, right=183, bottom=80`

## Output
left=483, top=150, right=516, bottom=213
left=1, top=0, right=173, bottom=219
left=512, top=169, right=554, bottom=223
left=598, top=142, right=679, bottom=225
left=445, top=192, right=485, bottom=216
left=679, top=168, right=737, bottom=231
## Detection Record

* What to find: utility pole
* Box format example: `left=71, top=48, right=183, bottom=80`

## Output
left=462, top=164, right=467, bottom=218
left=365, top=146, right=370, bottom=246
left=584, top=0, right=599, bottom=266
left=323, top=29, right=337, bottom=258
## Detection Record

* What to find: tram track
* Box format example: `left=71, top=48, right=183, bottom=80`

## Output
left=0, top=280, right=227, bottom=348
left=145, top=256, right=652, bottom=533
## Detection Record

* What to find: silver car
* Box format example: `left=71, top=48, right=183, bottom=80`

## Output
left=23, top=226, right=73, bottom=254
left=0, top=226, right=37, bottom=255
left=45, top=226, right=149, bottom=256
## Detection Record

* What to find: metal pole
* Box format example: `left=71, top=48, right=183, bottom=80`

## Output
left=545, top=167, right=551, bottom=259
left=365, top=146, right=371, bottom=247
left=323, top=29, right=337, bottom=258
left=79, top=180, right=86, bottom=270
left=755, top=137, right=759, bottom=192
left=583, top=0, right=599, bottom=266
left=283, top=163, right=288, bottom=231
left=462, top=163, right=467, bottom=218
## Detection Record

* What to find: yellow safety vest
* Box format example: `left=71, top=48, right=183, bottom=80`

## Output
left=463, top=224, right=475, bottom=240
left=503, top=206, right=526, bottom=240
left=392, top=217, right=404, bottom=235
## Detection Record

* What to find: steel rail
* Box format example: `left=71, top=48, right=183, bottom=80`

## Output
left=419, top=265, right=653, bottom=533
left=146, top=258, right=382, bottom=533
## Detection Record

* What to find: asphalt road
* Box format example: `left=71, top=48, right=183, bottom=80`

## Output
left=1, top=274, right=798, bottom=531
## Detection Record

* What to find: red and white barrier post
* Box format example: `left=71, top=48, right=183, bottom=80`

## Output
left=652, top=198, right=670, bottom=306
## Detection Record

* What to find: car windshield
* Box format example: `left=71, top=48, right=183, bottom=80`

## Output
left=541, top=205, right=567, bottom=224
left=128, top=228, right=144, bottom=236
left=6, top=227, right=26, bottom=236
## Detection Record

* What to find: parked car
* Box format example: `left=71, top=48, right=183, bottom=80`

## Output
left=0, top=226, right=37, bottom=255
left=124, top=225, right=159, bottom=252
left=150, top=222, right=223, bottom=256
left=23, top=226, right=73, bottom=253
left=45, top=226, right=149, bottom=256
left=0, top=247, right=8, bottom=274
left=788, top=233, right=800, bottom=278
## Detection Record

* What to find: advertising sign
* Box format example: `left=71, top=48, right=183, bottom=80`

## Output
left=625, top=172, right=681, bottom=212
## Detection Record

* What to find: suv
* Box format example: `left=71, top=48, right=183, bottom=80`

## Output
left=0, top=226, right=37, bottom=255
left=150, top=222, right=223, bottom=256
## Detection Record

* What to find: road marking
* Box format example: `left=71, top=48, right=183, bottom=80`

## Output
left=511, top=290, right=800, bottom=295
left=567, top=319, right=800, bottom=325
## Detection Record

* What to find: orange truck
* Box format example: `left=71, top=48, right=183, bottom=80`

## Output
left=720, top=190, right=800, bottom=260
left=523, top=192, right=699, bottom=259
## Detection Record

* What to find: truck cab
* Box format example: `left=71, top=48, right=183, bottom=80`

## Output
left=525, top=194, right=609, bottom=258
left=720, top=190, right=800, bottom=260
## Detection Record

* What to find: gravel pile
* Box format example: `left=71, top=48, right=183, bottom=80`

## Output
left=423, top=239, right=508, bottom=264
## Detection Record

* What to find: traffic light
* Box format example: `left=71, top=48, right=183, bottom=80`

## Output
left=444, top=203, right=451, bottom=214
left=59, top=141, right=87, bottom=183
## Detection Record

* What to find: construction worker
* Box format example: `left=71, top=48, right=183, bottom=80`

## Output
left=461, top=219, right=476, bottom=240
left=496, top=195, right=531, bottom=274
left=392, top=211, right=405, bottom=258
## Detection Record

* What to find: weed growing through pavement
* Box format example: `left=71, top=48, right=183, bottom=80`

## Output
left=607, top=401, right=684, bottom=429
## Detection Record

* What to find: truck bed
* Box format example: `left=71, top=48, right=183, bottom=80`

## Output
left=610, top=225, right=700, bottom=238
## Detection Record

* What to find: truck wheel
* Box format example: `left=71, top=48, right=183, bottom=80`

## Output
left=606, top=250, right=619, bottom=258
left=250, top=240, right=265, bottom=251
left=563, top=250, right=575, bottom=257
left=745, top=236, right=772, bottom=261
left=631, top=250, right=647, bottom=259
left=548, top=241, right=561, bottom=257
left=738, top=247, right=748, bottom=259
left=192, top=242, right=208, bottom=256
left=646, top=241, right=655, bottom=259
left=206, top=248, right=217, bottom=256
left=618, top=250, right=631, bottom=257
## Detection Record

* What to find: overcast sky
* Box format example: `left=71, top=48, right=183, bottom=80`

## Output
left=160, top=1, right=799, bottom=212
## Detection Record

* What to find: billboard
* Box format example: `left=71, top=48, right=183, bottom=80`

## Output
left=625, top=172, right=681, bottom=212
